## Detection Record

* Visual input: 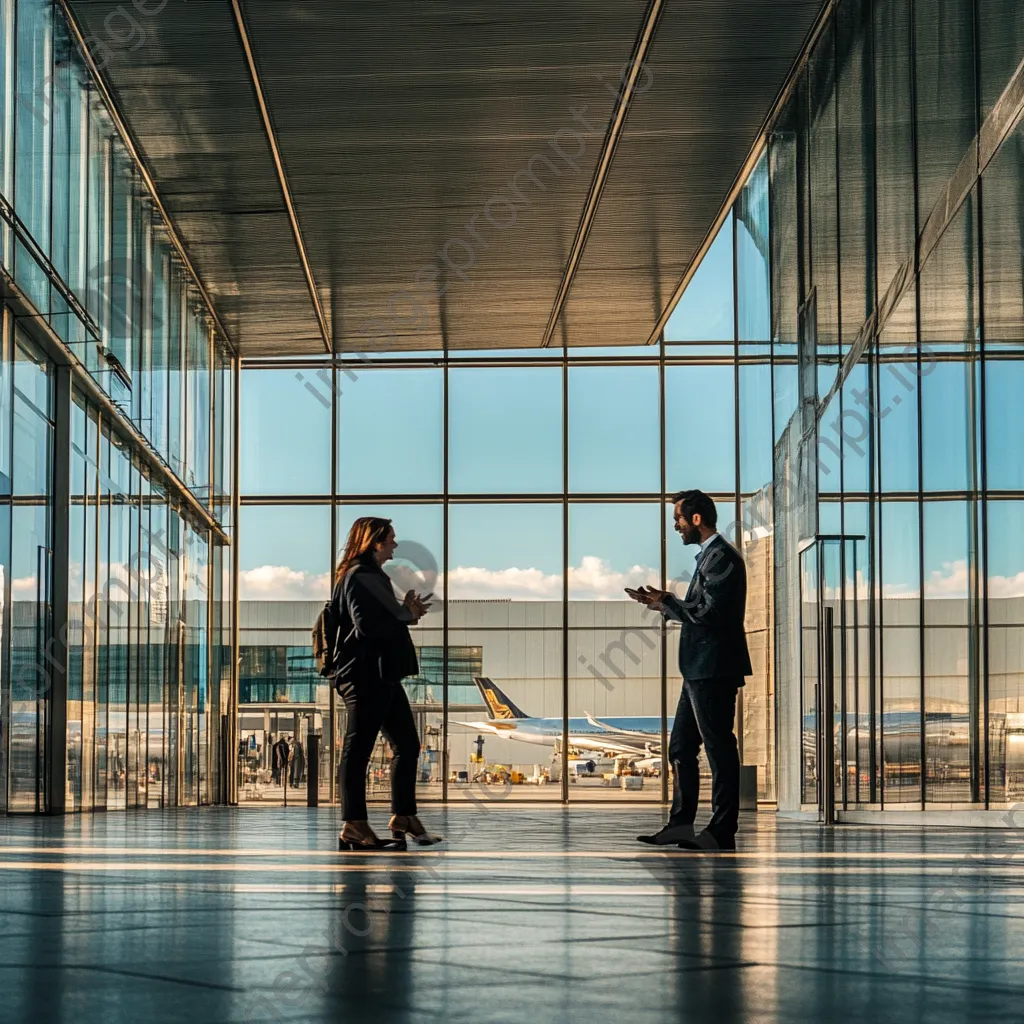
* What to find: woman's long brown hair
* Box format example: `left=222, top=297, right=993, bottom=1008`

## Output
left=335, top=517, right=392, bottom=582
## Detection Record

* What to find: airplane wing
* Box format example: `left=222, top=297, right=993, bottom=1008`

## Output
left=583, top=712, right=663, bottom=752
left=448, top=719, right=519, bottom=734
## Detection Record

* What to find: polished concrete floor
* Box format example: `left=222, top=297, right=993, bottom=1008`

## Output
left=0, top=806, right=1022, bottom=1023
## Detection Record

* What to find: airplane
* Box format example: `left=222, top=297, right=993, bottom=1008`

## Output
left=454, top=679, right=1002, bottom=775
left=450, top=677, right=670, bottom=765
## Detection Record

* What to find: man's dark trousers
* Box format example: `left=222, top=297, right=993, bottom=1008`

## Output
left=667, top=677, right=741, bottom=840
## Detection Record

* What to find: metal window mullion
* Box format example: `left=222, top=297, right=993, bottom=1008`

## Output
left=971, top=0, right=989, bottom=808
left=908, top=0, right=926, bottom=810
left=658, top=331, right=669, bottom=804
left=328, top=354, right=337, bottom=805
left=560, top=326, right=569, bottom=805
left=441, top=317, right=449, bottom=804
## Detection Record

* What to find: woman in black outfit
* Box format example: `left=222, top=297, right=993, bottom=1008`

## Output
left=334, top=517, right=443, bottom=851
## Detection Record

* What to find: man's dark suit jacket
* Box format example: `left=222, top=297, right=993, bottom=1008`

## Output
left=661, top=534, right=753, bottom=683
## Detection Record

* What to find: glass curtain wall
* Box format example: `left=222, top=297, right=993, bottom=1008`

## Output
left=769, top=0, right=1024, bottom=811
left=0, top=0, right=235, bottom=812
left=238, top=159, right=776, bottom=804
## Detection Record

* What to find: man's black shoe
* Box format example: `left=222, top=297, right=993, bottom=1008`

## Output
left=677, top=829, right=736, bottom=852
left=637, top=824, right=697, bottom=846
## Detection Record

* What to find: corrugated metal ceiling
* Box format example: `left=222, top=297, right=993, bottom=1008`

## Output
left=65, top=0, right=823, bottom=355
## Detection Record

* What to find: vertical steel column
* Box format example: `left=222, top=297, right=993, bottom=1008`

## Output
left=659, top=332, right=669, bottom=804
left=47, top=364, right=74, bottom=813
left=732, top=196, right=745, bottom=769
left=821, top=603, right=836, bottom=824
left=229, top=351, right=240, bottom=805
left=329, top=352, right=338, bottom=804
left=908, top=0, right=926, bottom=809
left=560, top=323, right=569, bottom=805
left=971, top=0, right=990, bottom=809
left=441, top=304, right=450, bottom=804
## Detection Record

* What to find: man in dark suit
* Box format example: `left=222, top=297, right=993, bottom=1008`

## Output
left=626, top=489, right=752, bottom=851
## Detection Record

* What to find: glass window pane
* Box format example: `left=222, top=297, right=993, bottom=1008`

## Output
left=989, top=627, right=1024, bottom=806
left=985, top=360, right=1024, bottom=490
left=924, top=626, right=975, bottom=803
left=736, top=156, right=770, bottom=342
left=239, top=505, right=330, bottom=601
left=664, top=212, right=734, bottom=343
left=568, top=366, right=658, bottom=493
left=664, top=365, right=735, bottom=493
left=335, top=503, right=444, bottom=605
left=446, top=627, right=562, bottom=799
left=982, top=123, right=1024, bottom=349
left=567, top=625, right=663, bottom=802
left=921, top=360, right=975, bottom=492
left=839, top=363, right=871, bottom=493
left=447, top=503, right=562, bottom=615
left=882, top=625, right=921, bottom=804
left=923, top=500, right=971, bottom=626
left=881, top=501, right=920, bottom=622
left=240, top=370, right=331, bottom=495
left=878, top=335, right=919, bottom=493
left=13, top=0, right=51, bottom=307
left=337, top=368, right=442, bottom=494
left=448, top=368, right=561, bottom=493
left=986, top=500, right=1024, bottom=625
left=739, top=359, right=772, bottom=494
left=568, top=504, right=660, bottom=604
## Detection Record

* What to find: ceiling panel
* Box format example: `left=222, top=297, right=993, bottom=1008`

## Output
left=557, top=0, right=823, bottom=347
left=66, top=0, right=823, bottom=355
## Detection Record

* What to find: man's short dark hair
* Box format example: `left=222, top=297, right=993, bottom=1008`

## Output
left=671, top=489, right=718, bottom=529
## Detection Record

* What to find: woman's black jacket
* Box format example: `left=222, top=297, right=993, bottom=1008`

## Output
left=333, top=555, right=418, bottom=684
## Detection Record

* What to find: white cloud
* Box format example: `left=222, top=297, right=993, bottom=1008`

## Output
left=448, top=557, right=660, bottom=601
left=239, top=565, right=331, bottom=601
left=236, top=557, right=660, bottom=603
left=568, top=556, right=660, bottom=601
left=448, top=565, right=561, bottom=601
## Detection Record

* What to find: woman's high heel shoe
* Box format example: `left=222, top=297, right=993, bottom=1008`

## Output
left=389, top=814, right=443, bottom=846
left=338, top=823, right=406, bottom=852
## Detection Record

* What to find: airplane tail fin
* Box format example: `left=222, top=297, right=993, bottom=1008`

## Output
left=474, top=677, right=529, bottom=720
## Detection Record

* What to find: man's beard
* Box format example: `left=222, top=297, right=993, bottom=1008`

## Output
left=681, top=525, right=701, bottom=545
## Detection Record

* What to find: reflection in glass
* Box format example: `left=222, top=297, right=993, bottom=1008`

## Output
left=736, top=157, right=770, bottom=342
left=989, top=627, right=1024, bottom=806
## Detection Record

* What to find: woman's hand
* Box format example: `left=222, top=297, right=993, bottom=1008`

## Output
left=403, top=590, right=432, bottom=622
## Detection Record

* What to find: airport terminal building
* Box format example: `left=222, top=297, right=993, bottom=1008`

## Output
left=0, top=0, right=1022, bottom=830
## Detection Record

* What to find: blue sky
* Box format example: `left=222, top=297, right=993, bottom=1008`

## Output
left=235, top=198, right=1021, bottom=604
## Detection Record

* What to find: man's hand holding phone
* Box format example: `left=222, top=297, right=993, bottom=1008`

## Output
left=624, top=585, right=672, bottom=611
